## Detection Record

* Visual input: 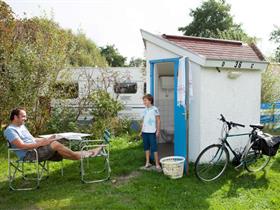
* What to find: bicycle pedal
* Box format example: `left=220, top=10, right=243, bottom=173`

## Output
left=234, top=163, right=243, bottom=170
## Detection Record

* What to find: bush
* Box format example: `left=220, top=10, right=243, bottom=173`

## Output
left=0, top=3, right=107, bottom=134
left=44, top=107, right=80, bottom=134
left=89, top=90, right=123, bottom=119
left=261, top=64, right=280, bottom=103
left=89, top=90, right=124, bottom=138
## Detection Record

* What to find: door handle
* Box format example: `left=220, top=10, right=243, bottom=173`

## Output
left=182, top=110, right=189, bottom=119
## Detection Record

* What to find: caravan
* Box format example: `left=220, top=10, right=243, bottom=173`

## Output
left=52, top=67, right=146, bottom=121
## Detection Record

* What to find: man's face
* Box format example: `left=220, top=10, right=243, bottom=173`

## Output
left=14, top=110, right=27, bottom=125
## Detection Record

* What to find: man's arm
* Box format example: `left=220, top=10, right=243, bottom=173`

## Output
left=34, top=137, right=46, bottom=142
left=11, top=138, right=55, bottom=150
left=34, top=135, right=56, bottom=142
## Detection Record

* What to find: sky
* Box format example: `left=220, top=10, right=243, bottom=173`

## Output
left=5, top=0, right=280, bottom=61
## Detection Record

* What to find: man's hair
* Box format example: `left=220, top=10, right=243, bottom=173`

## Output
left=142, top=94, right=154, bottom=105
left=10, top=108, right=25, bottom=121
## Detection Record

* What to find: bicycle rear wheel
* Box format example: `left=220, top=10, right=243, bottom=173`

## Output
left=195, top=144, right=229, bottom=182
left=244, top=142, right=270, bottom=172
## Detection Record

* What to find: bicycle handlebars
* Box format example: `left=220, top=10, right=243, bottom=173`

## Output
left=220, top=114, right=245, bottom=128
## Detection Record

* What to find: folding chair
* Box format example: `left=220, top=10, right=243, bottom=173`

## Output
left=80, top=129, right=111, bottom=183
left=7, top=141, right=49, bottom=191
left=6, top=139, right=64, bottom=191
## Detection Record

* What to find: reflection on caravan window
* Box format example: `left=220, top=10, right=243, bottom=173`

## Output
left=114, top=83, right=137, bottom=94
left=53, top=82, right=79, bottom=99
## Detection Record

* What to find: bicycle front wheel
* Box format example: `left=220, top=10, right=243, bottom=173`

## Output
left=195, top=144, right=229, bottom=182
left=244, top=142, right=271, bottom=172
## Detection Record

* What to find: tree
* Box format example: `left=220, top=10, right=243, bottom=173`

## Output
left=178, top=0, right=253, bottom=42
left=216, top=27, right=257, bottom=43
left=0, top=15, right=71, bottom=134
left=128, top=57, right=145, bottom=67
left=100, top=45, right=126, bottom=67
left=67, top=31, right=107, bottom=67
left=261, top=64, right=280, bottom=103
left=270, top=26, right=280, bottom=62
left=0, top=1, right=107, bottom=134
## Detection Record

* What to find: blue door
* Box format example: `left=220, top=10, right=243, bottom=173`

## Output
left=174, top=60, right=188, bottom=171
left=149, top=58, right=188, bottom=171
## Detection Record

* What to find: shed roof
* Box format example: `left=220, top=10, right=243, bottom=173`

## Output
left=162, top=34, right=265, bottom=62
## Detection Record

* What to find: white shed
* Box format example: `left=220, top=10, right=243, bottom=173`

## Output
left=141, top=29, right=268, bottom=168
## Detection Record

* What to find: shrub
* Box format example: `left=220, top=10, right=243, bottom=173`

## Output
left=44, top=107, right=79, bottom=134
left=89, top=90, right=124, bottom=138
left=0, top=3, right=107, bottom=135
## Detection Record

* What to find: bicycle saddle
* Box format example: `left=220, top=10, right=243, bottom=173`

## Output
left=249, top=124, right=264, bottom=130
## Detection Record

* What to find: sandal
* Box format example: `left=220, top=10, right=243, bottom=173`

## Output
left=145, top=163, right=152, bottom=168
left=155, top=165, right=162, bottom=172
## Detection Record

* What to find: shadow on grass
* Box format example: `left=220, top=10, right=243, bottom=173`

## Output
left=224, top=169, right=269, bottom=198
left=0, top=139, right=272, bottom=210
left=269, top=154, right=280, bottom=172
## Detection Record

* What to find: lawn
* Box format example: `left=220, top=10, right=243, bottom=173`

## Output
left=1, top=135, right=280, bottom=210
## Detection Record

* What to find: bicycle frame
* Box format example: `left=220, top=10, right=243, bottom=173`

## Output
left=195, top=115, right=271, bottom=182
left=220, top=122, right=251, bottom=161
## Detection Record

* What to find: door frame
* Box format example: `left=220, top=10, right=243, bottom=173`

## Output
left=149, top=57, right=189, bottom=171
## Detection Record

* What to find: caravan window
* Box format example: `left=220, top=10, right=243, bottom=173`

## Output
left=144, top=82, right=147, bottom=94
left=53, top=82, right=79, bottom=99
left=114, top=82, right=137, bottom=94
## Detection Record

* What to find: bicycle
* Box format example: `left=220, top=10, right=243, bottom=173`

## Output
left=195, top=114, right=271, bottom=182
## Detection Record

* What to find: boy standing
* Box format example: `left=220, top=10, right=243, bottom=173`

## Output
left=141, top=94, right=161, bottom=171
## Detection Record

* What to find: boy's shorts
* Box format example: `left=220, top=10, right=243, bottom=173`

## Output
left=142, top=132, right=158, bottom=153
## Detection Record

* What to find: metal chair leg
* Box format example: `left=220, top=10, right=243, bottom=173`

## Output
left=9, top=161, right=40, bottom=191
left=61, top=160, right=64, bottom=176
left=80, top=156, right=111, bottom=184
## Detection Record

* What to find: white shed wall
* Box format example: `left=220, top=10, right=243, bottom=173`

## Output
left=199, top=68, right=262, bottom=159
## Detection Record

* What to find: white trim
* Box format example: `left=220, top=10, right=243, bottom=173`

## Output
left=205, top=59, right=268, bottom=71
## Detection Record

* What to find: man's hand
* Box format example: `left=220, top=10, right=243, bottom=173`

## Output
left=48, top=134, right=63, bottom=141
left=39, top=138, right=54, bottom=146
left=48, top=135, right=57, bottom=140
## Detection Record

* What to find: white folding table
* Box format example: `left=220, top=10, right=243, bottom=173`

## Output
left=39, top=132, right=92, bottom=149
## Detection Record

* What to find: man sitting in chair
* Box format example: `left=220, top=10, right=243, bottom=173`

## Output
left=4, top=108, right=101, bottom=161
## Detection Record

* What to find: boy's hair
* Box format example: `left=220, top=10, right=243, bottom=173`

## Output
left=142, top=94, right=154, bottom=105
left=10, top=107, right=25, bottom=121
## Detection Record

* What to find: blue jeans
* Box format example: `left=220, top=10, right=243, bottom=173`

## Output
left=142, top=132, right=158, bottom=153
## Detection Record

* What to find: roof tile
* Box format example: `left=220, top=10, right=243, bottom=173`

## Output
left=162, top=34, right=265, bottom=61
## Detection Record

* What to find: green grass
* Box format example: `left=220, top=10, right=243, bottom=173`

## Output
left=1, top=135, right=280, bottom=210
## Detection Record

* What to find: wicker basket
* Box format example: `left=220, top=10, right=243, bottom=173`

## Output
left=160, top=156, right=185, bottom=179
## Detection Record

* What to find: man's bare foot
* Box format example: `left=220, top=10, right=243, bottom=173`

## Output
left=81, top=151, right=93, bottom=158
left=89, top=146, right=103, bottom=157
